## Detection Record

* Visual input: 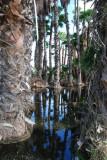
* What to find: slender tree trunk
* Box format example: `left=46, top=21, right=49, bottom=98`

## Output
left=35, top=41, right=39, bottom=69
left=65, top=3, right=73, bottom=86
left=62, top=46, right=65, bottom=65
left=77, top=0, right=82, bottom=86
left=82, top=0, right=86, bottom=48
left=59, top=39, right=61, bottom=74
left=38, top=15, right=44, bottom=77
left=49, top=21, right=53, bottom=82
left=64, top=47, right=67, bottom=65
left=54, top=0, right=60, bottom=87
left=87, top=22, right=90, bottom=47
left=43, top=15, right=47, bottom=81
left=59, top=39, right=61, bottom=66
left=74, top=0, right=77, bottom=26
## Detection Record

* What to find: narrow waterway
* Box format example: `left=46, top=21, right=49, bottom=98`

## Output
left=0, top=87, right=89, bottom=160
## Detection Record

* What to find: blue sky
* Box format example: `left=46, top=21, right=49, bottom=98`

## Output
left=58, top=0, right=93, bottom=34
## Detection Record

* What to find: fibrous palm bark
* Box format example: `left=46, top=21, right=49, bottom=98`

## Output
left=54, top=0, right=60, bottom=87
left=43, top=15, right=47, bottom=81
left=38, top=15, right=44, bottom=77
left=0, top=0, right=34, bottom=143
left=49, top=20, right=53, bottom=82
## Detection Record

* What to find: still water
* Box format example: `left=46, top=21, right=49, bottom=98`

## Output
left=0, top=87, right=88, bottom=160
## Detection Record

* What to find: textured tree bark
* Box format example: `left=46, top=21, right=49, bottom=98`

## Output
left=54, top=0, right=60, bottom=87
left=64, top=3, right=73, bottom=86
left=59, top=39, right=61, bottom=66
left=64, top=47, right=67, bottom=65
left=100, top=15, right=107, bottom=113
left=38, top=15, right=44, bottom=77
left=59, top=39, right=61, bottom=73
left=62, top=46, right=65, bottom=65
left=43, top=15, right=47, bottom=81
left=49, top=21, right=53, bottom=82
left=0, top=0, right=33, bottom=143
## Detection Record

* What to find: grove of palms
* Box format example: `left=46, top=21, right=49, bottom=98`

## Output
left=0, top=0, right=107, bottom=159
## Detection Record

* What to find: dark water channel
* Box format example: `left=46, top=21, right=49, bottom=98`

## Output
left=0, top=87, right=88, bottom=160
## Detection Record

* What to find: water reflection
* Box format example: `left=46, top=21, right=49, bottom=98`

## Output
left=0, top=87, right=87, bottom=160
left=31, top=87, right=87, bottom=160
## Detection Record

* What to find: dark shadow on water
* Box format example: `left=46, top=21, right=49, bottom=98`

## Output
left=0, top=87, right=89, bottom=160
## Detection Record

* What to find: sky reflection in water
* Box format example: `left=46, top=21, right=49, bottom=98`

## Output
left=0, top=87, right=87, bottom=160
left=30, top=87, right=86, bottom=160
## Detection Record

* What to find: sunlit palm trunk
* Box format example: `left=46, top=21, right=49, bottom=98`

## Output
left=54, top=0, right=60, bottom=87
left=0, top=0, right=33, bottom=143
left=59, top=39, right=61, bottom=67
left=64, top=3, right=73, bottom=86
left=62, top=46, right=65, bottom=65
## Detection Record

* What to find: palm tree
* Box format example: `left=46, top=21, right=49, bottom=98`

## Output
left=61, top=0, right=73, bottom=86
left=0, top=0, right=34, bottom=143
left=43, top=15, right=47, bottom=81
left=38, top=15, right=44, bottom=77
left=0, top=0, right=52, bottom=143
left=82, top=0, right=86, bottom=46
left=47, top=7, right=65, bottom=82
left=36, top=0, right=53, bottom=78
left=49, top=20, right=53, bottom=82
left=79, top=9, right=92, bottom=48
left=54, top=0, right=60, bottom=87
left=76, top=0, right=82, bottom=85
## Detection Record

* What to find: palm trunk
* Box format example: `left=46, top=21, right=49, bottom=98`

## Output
left=87, top=22, right=90, bottom=47
left=77, top=0, right=82, bottom=86
left=65, top=3, right=73, bottom=86
left=35, top=41, right=39, bottom=69
left=0, top=0, right=33, bottom=143
left=54, top=0, right=60, bottom=87
left=74, top=0, right=77, bottom=26
left=64, top=47, right=67, bottom=65
left=59, top=39, right=61, bottom=73
left=49, top=21, right=53, bottom=82
left=62, top=46, right=65, bottom=65
left=43, top=15, right=47, bottom=81
left=38, top=15, right=44, bottom=77
left=83, top=0, right=86, bottom=48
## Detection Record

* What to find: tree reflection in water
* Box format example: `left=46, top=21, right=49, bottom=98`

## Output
left=0, top=87, right=87, bottom=160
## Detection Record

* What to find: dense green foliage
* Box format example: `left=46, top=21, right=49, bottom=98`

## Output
left=80, top=45, right=100, bottom=72
left=60, top=64, right=69, bottom=79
